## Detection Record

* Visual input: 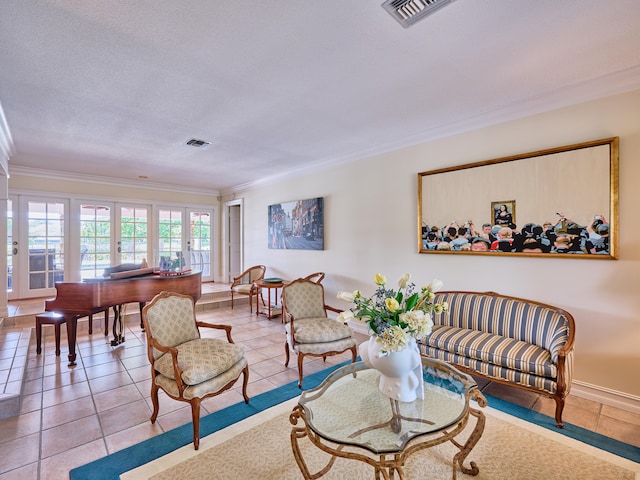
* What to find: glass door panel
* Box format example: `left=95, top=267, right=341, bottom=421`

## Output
left=189, top=210, right=212, bottom=280
left=119, top=206, right=148, bottom=264
left=27, top=201, right=65, bottom=293
left=80, top=204, right=112, bottom=279
left=158, top=208, right=184, bottom=271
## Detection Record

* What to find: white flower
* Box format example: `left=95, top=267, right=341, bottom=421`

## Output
left=426, top=279, right=443, bottom=294
left=337, top=310, right=354, bottom=323
left=377, top=325, right=410, bottom=353
left=337, top=291, right=355, bottom=302
left=398, top=273, right=411, bottom=289
left=400, top=310, right=434, bottom=338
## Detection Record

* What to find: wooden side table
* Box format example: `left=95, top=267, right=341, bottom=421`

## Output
left=254, top=279, right=285, bottom=319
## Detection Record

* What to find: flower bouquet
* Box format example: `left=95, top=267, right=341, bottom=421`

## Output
left=337, top=273, right=448, bottom=402
left=337, top=273, right=447, bottom=354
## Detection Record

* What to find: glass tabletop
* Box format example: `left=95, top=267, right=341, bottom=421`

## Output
left=298, top=358, right=478, bottom=454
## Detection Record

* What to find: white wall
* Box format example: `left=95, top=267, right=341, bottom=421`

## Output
left=239, top=88, right=640, bottom=398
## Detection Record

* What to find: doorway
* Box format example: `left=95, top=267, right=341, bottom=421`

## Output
left=223, top=199, right=242, bottom=283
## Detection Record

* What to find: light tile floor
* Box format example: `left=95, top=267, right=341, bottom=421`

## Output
left=0, top=284, right=639, bottom=479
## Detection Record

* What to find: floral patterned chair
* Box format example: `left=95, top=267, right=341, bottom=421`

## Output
left=281, top=278, right=357, bottom=388
left=142, top=291, right=249, bottom=449
left=230, top=265, right=266, bottom=312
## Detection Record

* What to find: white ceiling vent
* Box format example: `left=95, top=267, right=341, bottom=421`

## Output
left=185, top=138, right=211, bottom=148
left=382, top=0, right=453, bottom=28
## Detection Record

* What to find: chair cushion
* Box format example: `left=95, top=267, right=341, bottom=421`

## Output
left=154, top=338, right=245, bottom=385
left=155, top=357, right=248, bottom=400
left=423, top=325, right=557, bottom=378
left=232, top=284, right=254, bottom=294
left=286, top=318, right=353, bottom=344
left=295, top=337, right=357, bottom=355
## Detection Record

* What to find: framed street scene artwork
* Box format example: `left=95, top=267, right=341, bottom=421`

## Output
left=268, top=197, right=324, bottom=250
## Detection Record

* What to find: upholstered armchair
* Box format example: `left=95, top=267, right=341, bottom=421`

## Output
left=302, top=271, right=325, bottom=284
left=281, top=278, right=357, bottom=388
left=142, top=291, right=249, bottom=450
left=230, top=265, right=266, bottom=312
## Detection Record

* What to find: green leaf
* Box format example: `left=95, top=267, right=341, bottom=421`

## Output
left=405, top=292, right=419, bottom=311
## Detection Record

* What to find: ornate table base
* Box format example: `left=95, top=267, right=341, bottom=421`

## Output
left=290, top=393, right=486, bottom=480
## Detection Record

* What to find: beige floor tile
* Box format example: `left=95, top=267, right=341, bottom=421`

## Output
left=105, top=420, right=164, bottom=454
left=42, top=396, right=97, bottom=430
left=84, top=360, right=125, bottom=380
left=0, top=410, right=41, bottom=443
left=0, top=433, right=40, bottom=474
left=98, top=398, right=152, bottom=437
left=41, top=415, right=103, bottom=458
left=597, top=415, right=640, bottom=447
left=40, top=439, right=107, bottom=480
left=0, top=462, right=39, bottom=480
left=88, top=370, right=134, bottom=394
left=93, top=383, right=144, bottom=413
left=41, top=381, right=91, bottom=408
left=19, top=392, right=42, bottom=415
left=601, top=404, right=640, bottom=425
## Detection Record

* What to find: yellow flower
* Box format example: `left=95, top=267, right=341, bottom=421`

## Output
left=374, top=273, right=387, bottom=286
left=385, top=297, right=400, bottom=312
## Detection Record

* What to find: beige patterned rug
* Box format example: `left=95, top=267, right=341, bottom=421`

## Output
left=121, top=398, right=640, bottom=480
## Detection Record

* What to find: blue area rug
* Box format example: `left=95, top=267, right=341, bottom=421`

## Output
left=71, top=363, right=640, bottom=480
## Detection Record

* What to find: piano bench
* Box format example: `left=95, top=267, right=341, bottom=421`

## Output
left=36, top=312, right=66, bottom=356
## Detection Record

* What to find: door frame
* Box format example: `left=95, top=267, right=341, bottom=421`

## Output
left=223, top=199, right=243, bottom=283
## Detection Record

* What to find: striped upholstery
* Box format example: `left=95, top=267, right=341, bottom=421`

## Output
left=420, top=292, right=574, bottom=396
left=432, top=292, right=571, bottom=364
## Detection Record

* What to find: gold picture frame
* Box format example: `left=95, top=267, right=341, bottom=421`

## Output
left=418, top=137, right=619, bottom=258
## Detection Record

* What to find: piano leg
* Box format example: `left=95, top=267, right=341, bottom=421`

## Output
left=65, top=315, right=79, bottom=366
left=139, top=302, right=146, bottom=331
left=110, top=305, right=126, bottom=346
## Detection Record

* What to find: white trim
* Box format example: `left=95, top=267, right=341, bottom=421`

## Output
left=571, top=381, right=640, bottom=416
left=9, top=165, right=218, bottom=196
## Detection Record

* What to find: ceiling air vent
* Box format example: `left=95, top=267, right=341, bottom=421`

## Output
left=382, top=0, right=453, bottom=28
left=185, top=138, right=211, bottom=148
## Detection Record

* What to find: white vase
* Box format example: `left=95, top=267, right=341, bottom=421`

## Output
left=359, top=336, right=424, bottom=403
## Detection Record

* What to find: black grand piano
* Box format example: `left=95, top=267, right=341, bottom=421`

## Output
left=45, top=270, right=202, bottom=366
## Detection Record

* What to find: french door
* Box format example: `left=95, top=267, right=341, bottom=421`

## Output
left=157, top=207, right=214, bottom=281
left=7, top=198, right=212, bottom=299
left=9, top=197, right=69, bottom=299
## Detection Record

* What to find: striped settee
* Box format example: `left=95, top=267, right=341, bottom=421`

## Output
left=419, top=291, right=575, bottom=427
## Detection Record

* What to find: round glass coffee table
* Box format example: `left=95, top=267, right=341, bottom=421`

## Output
left=290, top=357, right=487, bottom=480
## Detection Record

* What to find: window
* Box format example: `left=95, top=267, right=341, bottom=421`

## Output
left=80, top=204, right=112, bottom=279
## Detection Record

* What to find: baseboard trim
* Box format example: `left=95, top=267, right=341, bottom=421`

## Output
left=571, top=381, right=640, bottom=415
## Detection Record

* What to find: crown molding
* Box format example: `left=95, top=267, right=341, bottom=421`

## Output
left=229, top=66, right=640, bottom=195
left=8, top=165, right=219, bottom=197
left=0, top=101, right=15, bottom=177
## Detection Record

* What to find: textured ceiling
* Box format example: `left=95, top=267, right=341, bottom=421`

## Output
left=1, top=1, right=640, bottom=194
